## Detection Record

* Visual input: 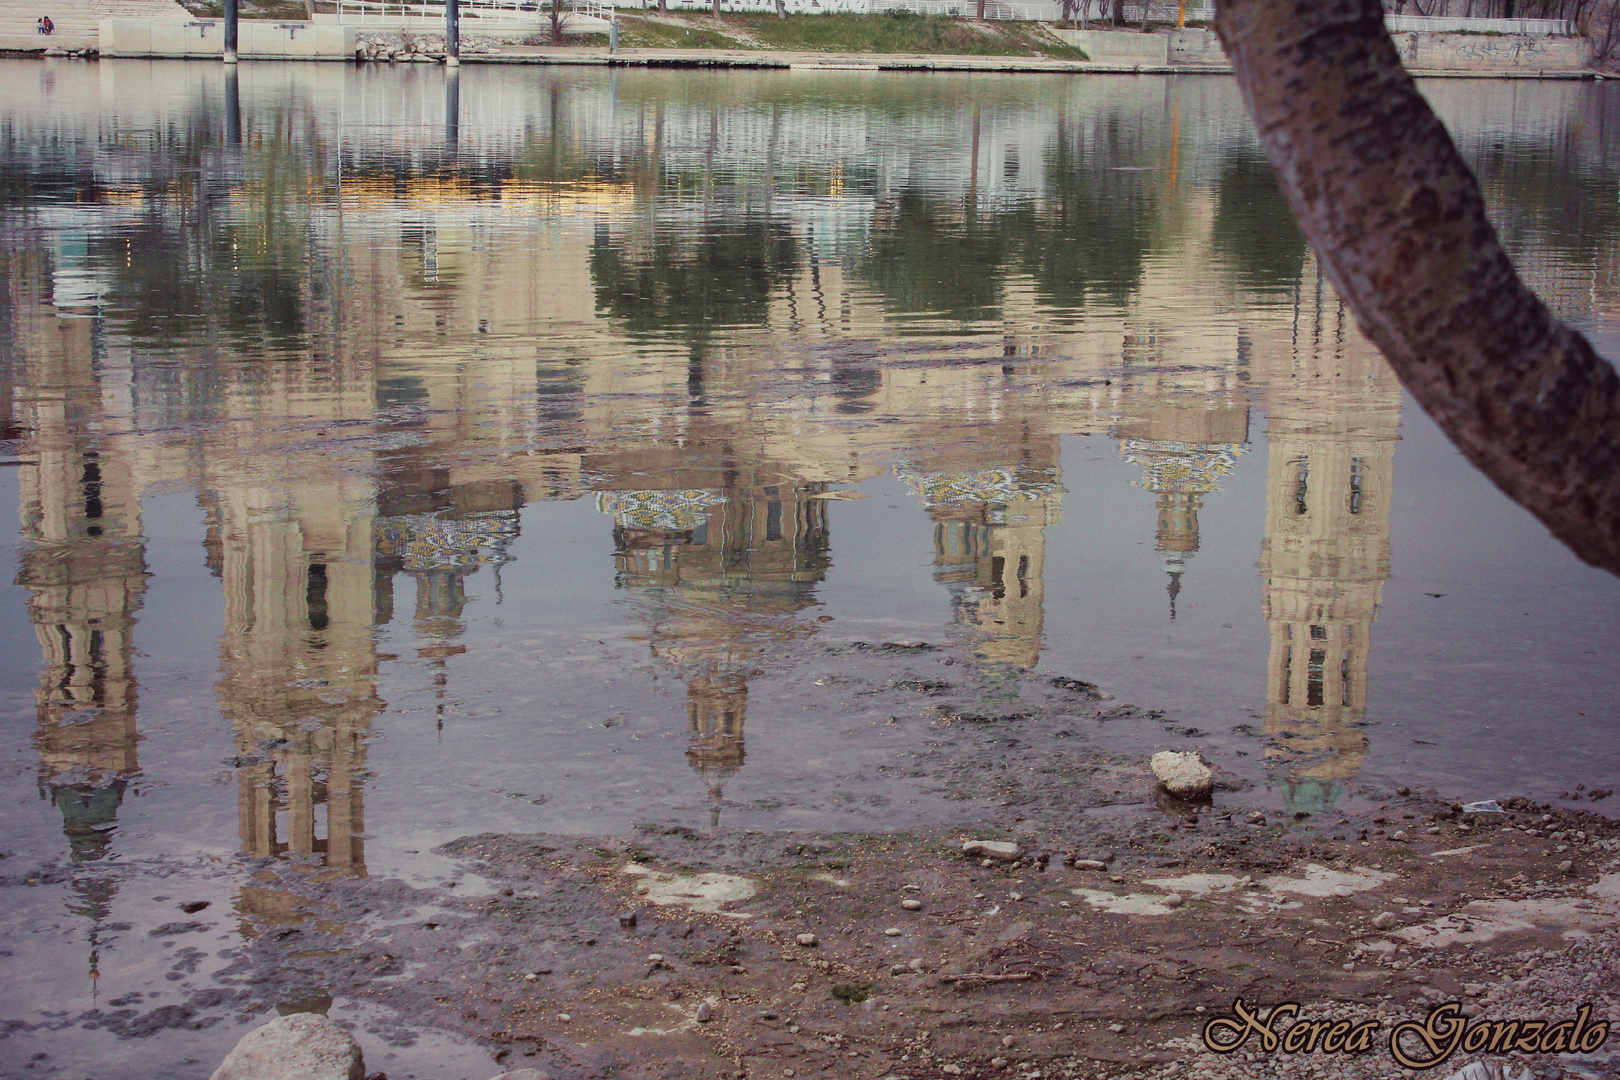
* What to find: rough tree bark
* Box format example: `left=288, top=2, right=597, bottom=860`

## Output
left=1214, top=0, right=1620, bottom=574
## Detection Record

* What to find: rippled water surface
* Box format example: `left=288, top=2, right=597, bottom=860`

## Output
left=1, top=61, right=1619, bottom=1078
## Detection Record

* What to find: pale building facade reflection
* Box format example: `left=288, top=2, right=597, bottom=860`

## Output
left=1255, top=282, right=1400, bottom=814
left=599, top=446, right=830, bottom=825
left=11, top=274, right=146, bottom=988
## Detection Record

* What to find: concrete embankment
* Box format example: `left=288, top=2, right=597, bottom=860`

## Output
left=0, top=18, right=1604, bottom=78
left=1056, top=24, right=1596, bottom=77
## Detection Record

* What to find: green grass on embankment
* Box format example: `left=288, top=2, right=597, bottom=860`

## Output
left=179, top=0, right=315, bottom=17
left=614, top=11, right=1088, bottom=58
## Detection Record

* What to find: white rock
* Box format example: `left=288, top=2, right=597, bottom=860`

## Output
left=1162, top=893, right=1184, bottom=909
left=795, top=933, right=819, bottom=947
left=1150, top=751, right=1213, bottom=798
left=1072, top=859, right=1108, bottom=871
left=488, top=1071, right=554, bottom=1080
left=696, top=1000, right=714, bottom=1023
left=1372, top=911, right=1398, bottom=930
left=884, top=927, right=902, bottom=936
left=900, top=899, right=923, bottom=911
left=210, top=1013, right=363, bottom=1080
left=962, top=840, right=1022, bottom=861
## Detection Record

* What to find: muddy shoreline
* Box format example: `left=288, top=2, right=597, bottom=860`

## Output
left=10, top=643, right=1611, bottom=1080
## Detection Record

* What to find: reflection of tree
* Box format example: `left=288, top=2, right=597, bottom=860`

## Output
left=1210, top=151, right=1309, bottom=291
left=858, top=192, right=1006, bottom=323
left=590, top=221, right=800, bottom=347
left=87, top=125, right=328, bottom=355
left=1018, top=133, right=1154, bottom=312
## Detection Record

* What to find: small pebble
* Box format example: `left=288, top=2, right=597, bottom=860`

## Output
left=647, top=953, right=664, bottom=964
left=557, top=1013, right=571, bottom=1022
left=884, top=927, right=902, bottom=936
left=696, top=1001, right=713, bottom=1023
left=901, top=899, right=923, bottom=911
left=1107, top=1023, right=1125, bottom=1033
left=796, top=933, right=819, bottom=947
left=1162, top=893, right=1183, bottom=909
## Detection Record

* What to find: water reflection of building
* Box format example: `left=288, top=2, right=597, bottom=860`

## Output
left=375, top=470, right=523, bottom=724
left=214, top=473, right=382, bottom=897
left=1257, top=293, right=1401, bottom=814
left=1118, top=402, right=1249, bottom=619
left=899, top=447, right=1062, bottom=670
left=599, top=451, right=830, bottom=825
left=14, top=311, right=147, bottom=990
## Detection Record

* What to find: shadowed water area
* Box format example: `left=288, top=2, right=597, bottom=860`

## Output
left=0, top=61, right=1618, bottom=1078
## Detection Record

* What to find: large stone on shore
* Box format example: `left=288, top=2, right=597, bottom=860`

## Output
left=962, top=840, right=1022, bottom=862
left=1150, top=751, right=1213, bottom=799
left=210, top=1013, right=364, bottom=1080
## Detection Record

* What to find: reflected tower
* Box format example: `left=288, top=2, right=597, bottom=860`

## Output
left=601, top=460, right=830, bottom=826
left=1118, top=402, right=1249, bottom=619
left=14, top=309, right=147, bottom=990
left=213, top=474, right=382, bottom=901
left=900, top=447, right=1061, bottom=670
left=1258, top=296, right=1400, bottom=814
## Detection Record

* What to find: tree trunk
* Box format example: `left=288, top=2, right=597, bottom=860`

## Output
left=978, top=0, right=987, bottom=20
left=1213, top=0, right=1620, bottom=575
left=714, top=0, right=722, bottom=17
left=775, top=0, right=785, bottom=18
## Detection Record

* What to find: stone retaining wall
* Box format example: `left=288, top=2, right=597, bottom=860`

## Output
left=99, top=18, right=357, bottom=58
left=1055, top=26, right=1594, bottom=73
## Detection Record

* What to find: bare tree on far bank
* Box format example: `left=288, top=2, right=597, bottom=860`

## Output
left=1215, top=0, right=1620, bottom=575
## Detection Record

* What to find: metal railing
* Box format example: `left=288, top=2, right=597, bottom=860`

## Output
left=869, top=0, right=1045, bottom=20
left=1383, top=14, right=1576, bottom=35
left=335, top=0, right=547, bottom=28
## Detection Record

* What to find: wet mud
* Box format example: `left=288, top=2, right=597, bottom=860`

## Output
left=9, top=646, right=1613, bottom=1080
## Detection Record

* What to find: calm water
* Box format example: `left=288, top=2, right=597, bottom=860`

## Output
left=1, top=61, right=1619, bottom=1078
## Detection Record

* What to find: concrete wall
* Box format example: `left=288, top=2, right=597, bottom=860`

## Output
left=100, top=18, right=357, bottom=58
left=1168, top=27, right=1224, bottom=66
left=1056, top=26, right=1593, bottom=72
left=1392, top=31, right=1592, bottom=71
left=1051, top=28, right=1167, bottom=64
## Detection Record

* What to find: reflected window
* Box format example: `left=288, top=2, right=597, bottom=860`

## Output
left=1017, top=554, right=1029, bottom=599
left=1307, top=648, right=1326, bottom=707
left=81, top=459, right=103, bottom=535
left=766, top=497, right=782, bottom=543
left=306, top=563, right=329, bottom=633
left=1280, top=644, right=1292, bottom=705
left=1292, top=457, right=1310, bottom=516
left=990, top=556, right=1006, bottom=600
left=1349, top=456, right=1365, bottom=515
